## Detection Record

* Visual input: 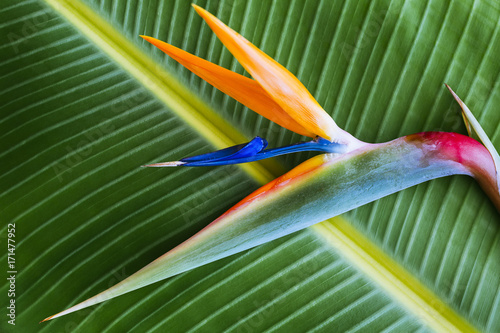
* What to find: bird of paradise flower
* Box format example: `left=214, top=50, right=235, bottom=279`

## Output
left=42, top=4, right=500, bottom=322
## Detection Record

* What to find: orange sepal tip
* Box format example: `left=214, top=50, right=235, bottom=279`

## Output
left=140, top=35, right=315, bottom=137
left=191, top=4, right=341, bottom=141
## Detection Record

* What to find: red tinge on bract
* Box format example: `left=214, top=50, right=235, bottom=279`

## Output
left=445, top=84, right=500, bottom=192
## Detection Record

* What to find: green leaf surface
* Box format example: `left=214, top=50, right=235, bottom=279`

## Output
left=1, top=0, right=499, bottom=332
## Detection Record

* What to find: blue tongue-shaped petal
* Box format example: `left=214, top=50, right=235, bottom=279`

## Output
left=143, top=137, right=347, bottom=168
left=177, top=137, right=346, bottom=167
left=181, top=137, right=268, bottom=165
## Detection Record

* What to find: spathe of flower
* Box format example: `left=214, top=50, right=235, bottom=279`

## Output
left=41, top=5, right=500, bottom=323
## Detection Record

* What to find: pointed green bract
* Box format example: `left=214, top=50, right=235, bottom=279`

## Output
left=44, top=130, right=498, bottom=320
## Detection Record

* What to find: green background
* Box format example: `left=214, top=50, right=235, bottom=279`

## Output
left=1, top=0, right=500, bottom=332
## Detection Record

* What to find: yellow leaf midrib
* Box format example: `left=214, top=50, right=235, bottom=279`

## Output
left=44, top=0, right=478, bottom=332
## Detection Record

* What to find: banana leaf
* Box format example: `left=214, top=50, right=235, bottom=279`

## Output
left=1, top=0, right=500, bottom=332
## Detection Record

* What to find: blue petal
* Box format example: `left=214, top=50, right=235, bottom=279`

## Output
left=181, top=137, right=267, bottom=164
left=180, top=137, right=346, bottom=167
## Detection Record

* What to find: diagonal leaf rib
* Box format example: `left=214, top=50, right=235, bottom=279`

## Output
left=39, top=1, right=482, bottom=332
left=314, top=220, right=479, bottom=333
left=43, top=0, right=280, bottom=184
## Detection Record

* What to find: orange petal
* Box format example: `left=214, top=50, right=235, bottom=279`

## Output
left=192, top=4, right=340, bottom=141
left=141, top=36, right=315, bottom=137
